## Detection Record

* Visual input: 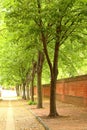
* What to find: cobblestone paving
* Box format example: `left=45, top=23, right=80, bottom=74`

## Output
left=0, top=100, right=45, bottom=130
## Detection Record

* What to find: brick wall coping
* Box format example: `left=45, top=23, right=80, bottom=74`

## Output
left=57, top=74, right=87, bottom=83
left=42, top=74, right=87, bottom=87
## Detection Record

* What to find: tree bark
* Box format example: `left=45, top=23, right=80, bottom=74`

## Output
left=37, top=51, right=44, bottom=108
left=49, top=25, right=60, bottom=117
left=22, top=83, right=26, bottom=100
left=16, top=85, right=20, bottom=97
left=31, top=80, right=34, bottom=101
left=19, top=84, right=22, bottom=97
left=26, top=84, right=30, bottom=100
left=30, top=61, right=36, bottom=101
left=49, top=78, right=57, bottom=116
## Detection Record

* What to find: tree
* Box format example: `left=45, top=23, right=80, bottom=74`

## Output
left=3, top=0, right=45, bottom=107
left=37, top=51, right=44, bottom=108
left=2, top=0, right=87, bottom=117
left=36, top=0, right=87, bottom=117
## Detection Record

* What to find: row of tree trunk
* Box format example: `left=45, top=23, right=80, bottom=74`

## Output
left=15, top=51, right=44, bottom=108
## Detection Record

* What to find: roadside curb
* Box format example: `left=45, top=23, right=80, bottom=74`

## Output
left=29, top=109, right=51, bottom=130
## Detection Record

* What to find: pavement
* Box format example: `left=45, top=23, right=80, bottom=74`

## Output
left=0, top=100, right=45, bottom=130
left=0, top=97, right=87, bottom=130
left=28, top=98, right=87, bottom=130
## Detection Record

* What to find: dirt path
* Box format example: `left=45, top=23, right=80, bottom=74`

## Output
left=0, top=100, right=45, bottom=130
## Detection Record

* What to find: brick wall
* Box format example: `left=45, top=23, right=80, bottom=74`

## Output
left=41, top=75, right=87, bottom=107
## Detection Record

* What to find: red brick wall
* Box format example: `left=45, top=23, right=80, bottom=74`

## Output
left=41, top=75, right=87, bottom=107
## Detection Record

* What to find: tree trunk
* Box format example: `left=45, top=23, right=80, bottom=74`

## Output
left=48, top=25, right=60, bottom=117
left=19, top=84, right=22, bottom=97
left=22, top=83, right=26, bottom=100
left=37, top=51, right=44, bottom=108
left=31, top=61, right=37, bottom=101
left=31, top=79, right=34, bottom=101
left=49, top=74, right=59, bottom=117
left=26, top=84, right=30, bottom=100
left=16, top=85, right=20, bottom=97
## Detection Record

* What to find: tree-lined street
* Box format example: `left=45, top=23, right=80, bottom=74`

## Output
left=0, top=0, right=87, bottom=122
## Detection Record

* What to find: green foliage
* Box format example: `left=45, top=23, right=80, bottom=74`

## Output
left=28, top=100, right=37, bottom=105
left=0, top=0, right=87, bottom=86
